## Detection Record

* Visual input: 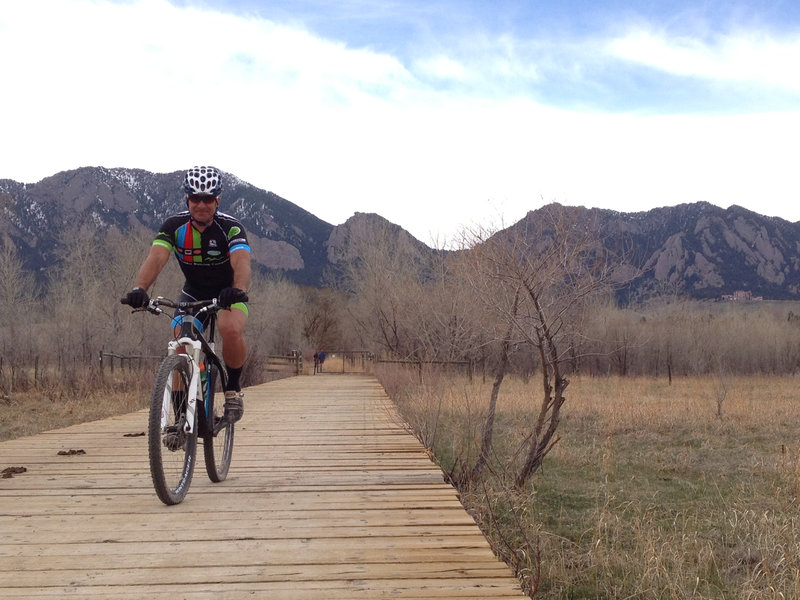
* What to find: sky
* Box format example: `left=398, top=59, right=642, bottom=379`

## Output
left=2, top=0, right=799, bottom=245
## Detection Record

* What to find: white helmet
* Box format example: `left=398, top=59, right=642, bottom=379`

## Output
left=183, top=166, right=222, bottom=196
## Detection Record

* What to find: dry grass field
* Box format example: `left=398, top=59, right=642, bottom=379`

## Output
left=0, top=354, right=325, bottom=442
left=0, top=381, right=149, bottom=442
left=0, top=358, right=307, bottom=442
left=381, top=369, right=800, bottom=599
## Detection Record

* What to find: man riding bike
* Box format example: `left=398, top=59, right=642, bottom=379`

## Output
left=124, top=166, right=251, bottom=423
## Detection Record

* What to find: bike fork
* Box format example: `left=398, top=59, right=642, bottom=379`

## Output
left=162, top=344, right=202, bottom=434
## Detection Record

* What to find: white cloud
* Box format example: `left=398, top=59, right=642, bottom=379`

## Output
left=608, top=27, right=800, bottom=92
left=415, top=55, right=470, bottom=82
left=1, top=0, right=799, bottom=245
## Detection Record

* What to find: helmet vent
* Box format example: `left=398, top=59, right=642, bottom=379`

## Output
left=184, top=166, right=221, bottom=196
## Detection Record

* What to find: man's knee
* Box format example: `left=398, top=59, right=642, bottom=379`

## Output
left=217, top=310, right=246, bottom=338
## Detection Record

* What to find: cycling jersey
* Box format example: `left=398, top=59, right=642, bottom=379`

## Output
left=152, top=211, right=251, bottom=298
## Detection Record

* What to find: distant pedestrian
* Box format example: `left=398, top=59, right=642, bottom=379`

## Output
left=317, top=350, right=326, bottom=373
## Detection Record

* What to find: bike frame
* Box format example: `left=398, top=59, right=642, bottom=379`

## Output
left=162, top=306, right=229, bottom=436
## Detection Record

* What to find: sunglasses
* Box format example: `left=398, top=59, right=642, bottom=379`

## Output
left=188, top=195, right=217, bottom=204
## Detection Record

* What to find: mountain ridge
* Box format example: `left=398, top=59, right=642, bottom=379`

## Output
left=1, top=167, right=798, bottom=301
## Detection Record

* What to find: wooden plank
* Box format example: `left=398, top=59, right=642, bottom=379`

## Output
left=1, top=582, right=523, bottom=600
left=0, top=375, right=524, bottom=598
left=2, top=524, right=485, bottom=545
left=1, top=563, right=517, bottom=587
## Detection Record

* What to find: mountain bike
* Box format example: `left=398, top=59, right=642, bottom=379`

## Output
left=121, top=296, right=238, bottom=505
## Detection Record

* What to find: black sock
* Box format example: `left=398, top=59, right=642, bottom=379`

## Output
left=226, top=366, right=243, bottom=392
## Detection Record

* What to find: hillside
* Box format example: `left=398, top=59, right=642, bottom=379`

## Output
left=1, top=167, right=799, bottom=301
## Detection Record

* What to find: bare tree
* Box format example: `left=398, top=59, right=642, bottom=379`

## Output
left=469, top=292, right=519, bottom=482
left=414, top=250, right=485, bottom=362
left=0, top=236, right=39, bottom=391
left=330, top=216, right=430, bottom=358
left=302, top=287, right=344, bottom=351
left=246, top=274, right=305, bottom=355
left=47, top=224, right=110, bottom=362
left=461, top=205, right=617, bottom=486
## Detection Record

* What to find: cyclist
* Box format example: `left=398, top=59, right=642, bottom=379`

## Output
left=124, top=166, right=250, bottom=423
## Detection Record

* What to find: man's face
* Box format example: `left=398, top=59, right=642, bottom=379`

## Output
left=187, top=194, right=219, bottom=223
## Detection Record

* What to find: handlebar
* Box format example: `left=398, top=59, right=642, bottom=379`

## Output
left=120, top=295, right=247, bottom=314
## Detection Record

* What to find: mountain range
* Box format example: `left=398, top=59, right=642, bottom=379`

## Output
left=1, top=167, right=798, bottom=302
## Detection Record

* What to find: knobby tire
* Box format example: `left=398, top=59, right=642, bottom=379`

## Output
left=148, top=354, right=198, bottom=505
left=202, top=361, right=234, bottom=482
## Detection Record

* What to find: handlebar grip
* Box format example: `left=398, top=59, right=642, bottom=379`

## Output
left=216, top=291, right=249, bottom=307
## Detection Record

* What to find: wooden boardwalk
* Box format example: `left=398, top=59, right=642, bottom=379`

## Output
left=0, top=375, right=525, bottom=599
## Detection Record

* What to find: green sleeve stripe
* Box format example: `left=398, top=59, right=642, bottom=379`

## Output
left=153, top=239, right=173, bottom=250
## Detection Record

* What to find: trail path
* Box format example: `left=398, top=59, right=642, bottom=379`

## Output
left=0, top=375, right=525, bottom=599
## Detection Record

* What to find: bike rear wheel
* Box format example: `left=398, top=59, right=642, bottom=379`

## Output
left=148, top=354, right=198, bottom=505
left=202, top=362, right=234, bottom=482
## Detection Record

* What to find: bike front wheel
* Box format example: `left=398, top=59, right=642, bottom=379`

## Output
left=202, top=361, right=234, bottom=482
left=148, top=354, right=198, bottom=505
